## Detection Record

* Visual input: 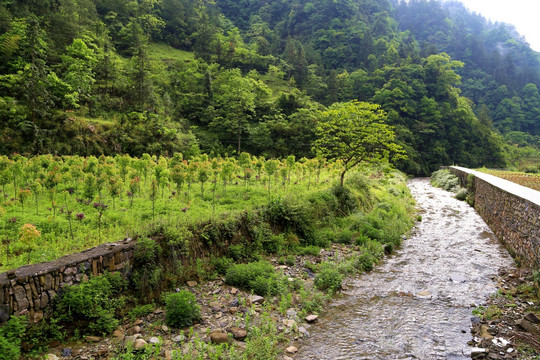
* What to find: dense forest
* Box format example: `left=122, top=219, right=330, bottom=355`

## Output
left=1, top=0, right=539, bottom=175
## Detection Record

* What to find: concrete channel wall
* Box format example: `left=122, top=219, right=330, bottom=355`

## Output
left=0, top=239, right=136, bottom=323
left=449, top=166, right=540, bottom=268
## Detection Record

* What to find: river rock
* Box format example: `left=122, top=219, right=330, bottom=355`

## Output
left=516, top=318, right=539, bottom=334
left=524, top=312, right=540, bottom=324
left=228, top=327, right=247, bottom=341
left=286, top=308, right=297, bottom=318
left=283, top=319, right=296, bottom=328
left=210, top=301, right=221, bottom=312
left=449, top=273, right=467, bottom=283
left=305, top=315, right=318, bottom=323
left=124, top=334, right=142, bottom=348
left=113, top=330, right=125, bottom=341
left=480, top=325, right=493, bottom=339
left=210, top=331, right=229, bottom=344
left=148, top=337, right=161, bottom=344
left=46, top=355, right=59, bottom=360
left=85, top=336, right=101, bottom=343
left=249, top=295, right=265, bottom=304
left=134, top=339, right=147, bottom=350
left=173, top=334, right=185, bottom=343
left=286, top=346, right=298, bottom=354
left=61, top=348, right=72, bottom=357
left=187, top=281, right=198, bottom=287
left=128, top=326, right=142, bottom=335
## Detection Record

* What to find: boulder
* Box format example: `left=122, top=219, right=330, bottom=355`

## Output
left=229, top=327, right=247, bottom=341
left=210, top=331, right=229, bottom=344
left=134, top=339, right=147, bottom=351
left=286, top=346, right=298, bottom=354
left=249, top=295, right=265, bottom=304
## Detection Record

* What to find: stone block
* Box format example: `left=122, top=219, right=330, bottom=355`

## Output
left=40, top=292, right=49, bottom=309
left=13, top=285, right=29, bottom=311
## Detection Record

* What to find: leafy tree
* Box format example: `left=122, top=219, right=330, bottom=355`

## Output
left=60, top=38, right=99, bottom=108
left=314, top=100, right=405, bottom=186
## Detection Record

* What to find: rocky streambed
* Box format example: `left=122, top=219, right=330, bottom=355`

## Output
left=294, top=178, right=523, bottom=359
left=42, top=243, right=360, bottom=360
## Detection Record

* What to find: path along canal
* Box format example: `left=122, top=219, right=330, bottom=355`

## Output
left=295, top=178, right=515, bottom=359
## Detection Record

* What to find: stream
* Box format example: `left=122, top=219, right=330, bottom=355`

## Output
left=295, top=178, right=515, bottom=359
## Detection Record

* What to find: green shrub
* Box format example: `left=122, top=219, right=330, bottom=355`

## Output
left=285, top=255, right=296, bottom=266
left=0, top=316, right=27, bottom=360
left=250, top=274, right=288, bottom=296
left=55, top=273, right=124, bottom=336
left=455, top=188, right=468, bottom=201
left=264, top=196, right=316, bottom=245
left=363, top=239, right=385, bottom=260
left=355, top=233, right=370, bottom=246
left=336, top=229, right=354, bottom=244
left=261, top=234, right=285, bottom=254
left=431, top=169, right=460, bottom=192
left=306, top=190, right=338, bottom=219
left=212, top=257, right=235, bottom=275
left=128, top=303, right=155, bottom=320
left=331, top=185, right=358, bottom=216
left=225, top=261, right=277, bottom=295
left=314, top=268, right=343, bottom=292
left=299, top=245, right=321, bottom=256
left=133, top=237, right=162, bottom=267
left=355, top=253, right=376, bottom=272
left=314, top=228, right=335, bottom=247
left=164, top=291, right=200, bottom=328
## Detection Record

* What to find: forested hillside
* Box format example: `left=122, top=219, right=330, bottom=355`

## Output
left=1, top=0, right=539, bottom=174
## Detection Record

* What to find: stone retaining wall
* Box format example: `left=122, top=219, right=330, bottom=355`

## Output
left=0, top=239, right=136, bottom=324
left=449, top=166, right=540, bottom=268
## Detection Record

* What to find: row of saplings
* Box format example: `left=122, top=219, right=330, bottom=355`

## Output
left=0, top=180, right=404, bottom=359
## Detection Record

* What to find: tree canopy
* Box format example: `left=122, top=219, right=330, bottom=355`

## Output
left=314, top=101, right=405, bottom=185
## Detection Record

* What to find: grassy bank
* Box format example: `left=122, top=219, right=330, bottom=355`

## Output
left=0, top=164, right=416, bottom=360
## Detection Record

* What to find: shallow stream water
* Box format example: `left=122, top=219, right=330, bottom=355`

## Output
left=295, top=178, right=515, bottom=359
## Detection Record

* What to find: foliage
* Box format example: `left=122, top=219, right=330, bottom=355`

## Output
left=0, top=316, right=27, bottom=360
left=430, top=169, right=460, bottom=192
left=55, top=272, right=126, bottom=336
left=164, top=290, right=200, bottom=328
left=225, top=261, right=280, bottom=295
left=314, top=267, right=343, bottom=293
left=0, top=0, right=528, bottom=174
left=263, top=196, right=316, bottom=245
left=127, top=303, right=155, bottom=321
left=314, top=101, right=405, bottom=186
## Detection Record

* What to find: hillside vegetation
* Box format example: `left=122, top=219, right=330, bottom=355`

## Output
left=1, top=0, right=540, bottom=174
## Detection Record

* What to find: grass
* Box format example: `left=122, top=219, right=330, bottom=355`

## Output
left=0, top=154, right=371, bottom=271
left=147, top=43, right=195, bottom=63
left=4, top=159, right=418, bottom=360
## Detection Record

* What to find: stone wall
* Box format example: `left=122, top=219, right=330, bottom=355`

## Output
left=0, top=239, right=136, bottom=324
left=449, top=166, right=540, bottom=268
